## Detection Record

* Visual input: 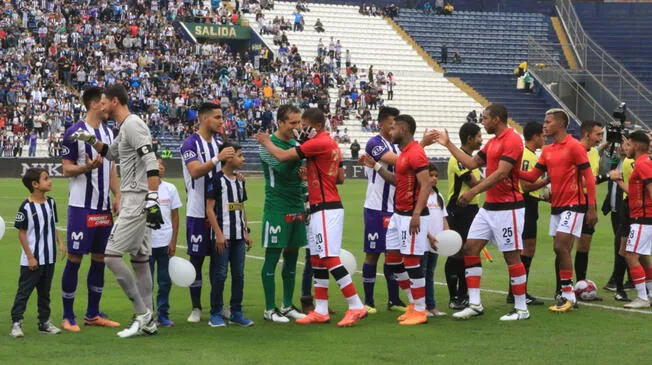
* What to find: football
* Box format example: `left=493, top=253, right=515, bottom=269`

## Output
left=574, top=280, right=598, bottom=301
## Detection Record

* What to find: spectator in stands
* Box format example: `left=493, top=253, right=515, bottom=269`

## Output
left=360, top=3, right=368, bottom=15
left=453, top=50, right=462, bottom=64
left=443, top=1, right=454, bottom=15
left=345, top=50, right=352, bottom=68
left=293, top=11, right=304, bottom=31
left=296, top=1, right=310, bottom=12
left=27, top=130, right=37, bottom=157
left=436, top=0, right=444, bottom=14
left=441, top=43, right=448, bottom=64
left=350, top=139, right=361, bottom=160
left=315, top=18, right=325, bottom=33
left=424, top=1, right=433, bottom=15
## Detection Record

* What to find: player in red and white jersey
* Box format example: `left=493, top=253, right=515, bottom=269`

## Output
left=519, top=109, right=597, bottom=312
left=256, top=108, right=367, bottom=327
left=434, top=104, right=530, bottom=321
left=360, top=114, right=433, bottom=325
left=608, top=131, right=652, bottom=309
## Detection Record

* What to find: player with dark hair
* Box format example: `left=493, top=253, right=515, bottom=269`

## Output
left=360, top=114, right=433, bottom=325
left=445, top=122, right=482, bottom=310
left=71, top=83, right=163, bottom=337
left=506, top=122, right=547, bottom=305
left=180, top=102, right=236, bottom=325
left=519, top=109, right=597, bottom=312
left=256, top=108, right=367, bottom=327
left=359, top=106, right=406, bottom=314
left=434, top=104, right=530, bottom=321
left=60, top=86, right=121, bottom=331
left=609, top=131, right=652, bottom=308
left=259, top=104, right=308, bottom=323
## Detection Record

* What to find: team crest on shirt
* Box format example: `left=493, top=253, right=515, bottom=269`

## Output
left=183, top=150, right=197, bottom=160
left=61, top=146, right=70, bottom=156
left=522, top=160, right=529, bottom=170
left=15, top=212, right=25, bottom=223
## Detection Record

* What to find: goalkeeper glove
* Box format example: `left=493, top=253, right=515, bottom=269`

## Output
left=144, top=191, right=164, bottom=230
left=70, top=130, right=97, bottom=145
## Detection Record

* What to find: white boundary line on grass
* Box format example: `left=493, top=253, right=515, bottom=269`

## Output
left=171, top=247, right=652, bottom=316
left=5, top=220, right=646, bottom=315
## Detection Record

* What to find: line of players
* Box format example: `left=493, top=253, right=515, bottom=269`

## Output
left=52, top=83, right=652, bottom=335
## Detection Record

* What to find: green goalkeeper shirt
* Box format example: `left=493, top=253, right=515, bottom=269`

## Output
left=260, top=134, right=306, bottom=214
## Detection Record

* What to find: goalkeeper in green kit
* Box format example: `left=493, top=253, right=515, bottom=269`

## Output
left=260, top=105, right=309, bottom=323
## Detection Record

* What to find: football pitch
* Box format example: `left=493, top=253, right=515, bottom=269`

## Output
left=0, top=176, right=648, bottom=365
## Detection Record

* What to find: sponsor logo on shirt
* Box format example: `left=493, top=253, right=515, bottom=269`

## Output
left=15, top=212, right=25, bottom=223
left=182, top=150, right=197, bottom=161
left=190, top=235, right=203, bottom=243
left=227, top=202, right=244, bottom=211
left=372, top=145, right=386, bottom=157
left=87, top=213, right=113, bottom=227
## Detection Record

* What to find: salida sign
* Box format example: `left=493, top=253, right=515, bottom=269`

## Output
left=182, top=22, right=250, bottom=40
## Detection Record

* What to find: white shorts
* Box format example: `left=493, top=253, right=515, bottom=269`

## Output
left=467, top=208, right=525, bottom=252
left=626, top=224, right=652, bottom=255
left=386, top=213, right=430, bottom=256
left=308, top=208, right=344, bottom=258
left=549, top=211, right=584, bottom=238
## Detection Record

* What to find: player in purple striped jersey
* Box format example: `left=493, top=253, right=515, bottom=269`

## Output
left=60, top=87, right=121, bottom=332
left=180, top=102, right=235, bottom=324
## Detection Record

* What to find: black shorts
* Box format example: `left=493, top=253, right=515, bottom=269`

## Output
left=620, top=198, right=631, bottom=238
left=446, top=203, right=480, bottom=242
left=522, top=195, right=539, bottom=240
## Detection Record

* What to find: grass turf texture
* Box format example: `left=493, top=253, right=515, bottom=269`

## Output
left=0, top=177, right=648, bottom=365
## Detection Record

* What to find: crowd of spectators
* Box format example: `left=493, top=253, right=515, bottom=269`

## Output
left=359, top=2, right=399, bottom=18
left=0, top=0, right=336, bottom=157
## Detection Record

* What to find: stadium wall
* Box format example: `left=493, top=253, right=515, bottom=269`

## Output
left=6, top=159, right=450, bottom=179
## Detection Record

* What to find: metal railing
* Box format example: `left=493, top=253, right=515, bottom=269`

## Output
left=527, top=36, right=651, bottom=131
left=555, top=0, right=652, bottom=125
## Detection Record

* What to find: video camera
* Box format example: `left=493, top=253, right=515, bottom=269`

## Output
left=606, top=102, right=629, bottom=143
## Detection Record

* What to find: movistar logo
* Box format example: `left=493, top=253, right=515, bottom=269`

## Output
left=269, top=225, right=282, bottom=235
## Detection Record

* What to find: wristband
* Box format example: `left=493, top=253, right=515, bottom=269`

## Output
left=373, top=162, right=382, bottom=172
left=211, top=156, right=219, bottom=165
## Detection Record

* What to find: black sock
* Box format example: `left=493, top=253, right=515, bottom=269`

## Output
left=575, top=251, right=589, bottom=281
left=614, top=254, right=627, bottom=292
left=444, top=257, right=458, bottom=299
left=456, top=257, right=467, bottom=298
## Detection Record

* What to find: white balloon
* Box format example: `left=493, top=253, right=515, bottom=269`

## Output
left=169, top=256, right=197, bottom=287
left=434, top=230, right=463, bottom=257
left=0, top=216, right=5, bottom=241
left=339, top=249, right=357, bottom=275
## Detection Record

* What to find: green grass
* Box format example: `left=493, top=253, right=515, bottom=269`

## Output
left=0, top=177, right=648, bottom=364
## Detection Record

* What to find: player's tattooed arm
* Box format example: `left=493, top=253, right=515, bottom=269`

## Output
left=359, top=154, right=396, bottom=185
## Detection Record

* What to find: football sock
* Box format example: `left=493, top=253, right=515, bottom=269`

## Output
left=105, top=256, right=147, bottom=314
left=323, top=256, right=363, bottom=310
left=311, top=256, right=330, bottom=315
left=455, top=257, right=468, bottom=298
left=189, top=255, right=204, bottom=310
left=444, top=257, right=458, bottom=299
left=86, top=259, right=105, bottom=318
left=404, top=255, right=426, bottom=312
left=301, top=249, right=313, bottom=298
left=559, top=269, right=575, bottom=303
left=387, top=251, right=413, bottom=302
left=509, top=263, right=527, bottom=310
left=261, top=248, right=282, bottom=310
left=646, top=267, right=652, bottom=297
left=464, top=256, right=482, bottom=305
left=575, top=251, right=589, bottom=281
left=132, top=256, right=153, bottom=312
left=384, top=262, right=401, bottom=304
left=631, top=265, right=647, bottom=300
left=61, top=260, right=80, bottom=320
left=281, top=249, right=299, bottom=308
left=362, top=263, right=376, bottom=306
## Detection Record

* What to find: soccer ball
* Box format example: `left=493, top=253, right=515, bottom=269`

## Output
left=574, top=280, right=598, bottom=301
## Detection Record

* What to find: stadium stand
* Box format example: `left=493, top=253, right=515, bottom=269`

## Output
left=247, top=1, right=483, bottom=158
left=396, top=8, right=565, bottom=128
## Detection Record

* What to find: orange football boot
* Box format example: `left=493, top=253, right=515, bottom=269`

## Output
left=397, top=303, right=415, bottom=321
left=399, top=310, right=428, bottom=325
left=84, top=315, right=121, bottom=327
left=62, top=319, right=81, bottom=332
left=337, top=308, right=368, bottom=327
left=296, top=311, right=331, bottom=324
